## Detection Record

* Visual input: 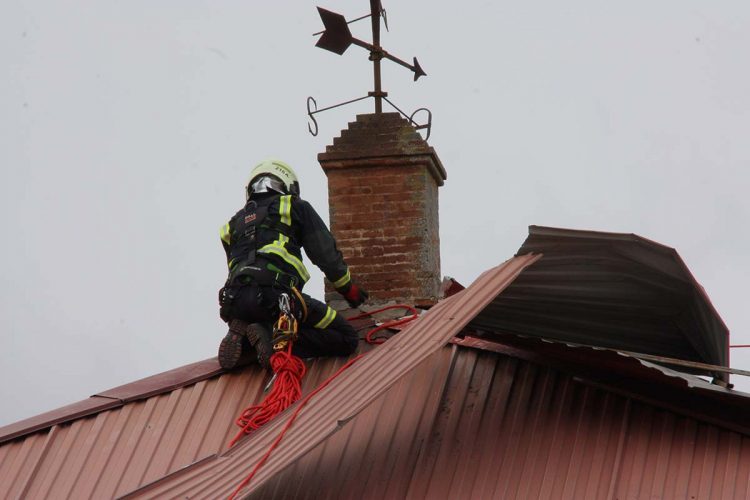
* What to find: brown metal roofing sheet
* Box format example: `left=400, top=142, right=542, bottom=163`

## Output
left=5, top=250, right=750, bottom=499
left=118, top=254, right=541, bottom=499
left=0, top=397, right=120, bottom=445
left=248, top=346, right=455, bottom=500
left=0, top=358, right=223, bottom=445
left=0, top=366, right=275, bottom=499
left=253, top=347, right=750, bottom=500
left=453, top=334, right=750, bottom=437
left=118, top=342, right=750, bottom=500
left=95, top=358, right=223, bottom=402
left=473, top=225, right=730, bottom=372
left=7, top=240, right=747, bottom=500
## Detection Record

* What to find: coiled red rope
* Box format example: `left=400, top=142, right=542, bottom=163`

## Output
left=227, top=304, right=419, bottom=500
left=229, top=345, right=306, bottom=448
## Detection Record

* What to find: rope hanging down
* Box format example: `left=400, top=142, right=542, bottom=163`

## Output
left=227, top=304, right=419, bottom=500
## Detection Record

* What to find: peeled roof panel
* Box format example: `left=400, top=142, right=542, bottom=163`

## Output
left=472, top=225, right=729, bottom=367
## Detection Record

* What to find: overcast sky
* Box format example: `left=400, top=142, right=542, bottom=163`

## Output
left=2, top=1, right=749, bottom=426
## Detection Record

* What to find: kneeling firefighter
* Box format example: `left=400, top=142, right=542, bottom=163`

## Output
left=217, top=159, right=368, bottom=369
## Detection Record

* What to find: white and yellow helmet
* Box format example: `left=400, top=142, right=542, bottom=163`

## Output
left=246, top=159, right=300, bottom=200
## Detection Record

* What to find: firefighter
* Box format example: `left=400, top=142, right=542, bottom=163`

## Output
left=217, top=159, right=368, bottom=369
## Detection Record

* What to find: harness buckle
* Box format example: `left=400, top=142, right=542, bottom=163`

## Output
left=272, top=293, right=299, bottom=351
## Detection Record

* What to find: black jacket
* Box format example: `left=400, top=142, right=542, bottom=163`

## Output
left=220, top=193, right=351, bottom=290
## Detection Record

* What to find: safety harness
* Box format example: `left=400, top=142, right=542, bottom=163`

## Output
left=219, top=196, right=302, bottom=319
left=228, top=198, right=298, bottom=285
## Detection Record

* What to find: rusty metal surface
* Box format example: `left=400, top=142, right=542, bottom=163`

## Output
left=472, top=225, right=729, bottom=376
left=309, top=3, right=430, bottom=136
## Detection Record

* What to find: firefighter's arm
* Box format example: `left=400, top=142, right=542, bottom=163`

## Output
left=297, top=199, right=368, bottom=306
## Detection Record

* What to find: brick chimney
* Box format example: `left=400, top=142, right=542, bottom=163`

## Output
left=318, top=112, right=447, bottom=307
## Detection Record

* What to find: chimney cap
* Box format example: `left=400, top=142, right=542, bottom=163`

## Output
left=318, top=113, right=446, bottom=185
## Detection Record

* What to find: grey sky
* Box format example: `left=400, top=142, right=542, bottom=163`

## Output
left=1, top=1, right=749, bottom=426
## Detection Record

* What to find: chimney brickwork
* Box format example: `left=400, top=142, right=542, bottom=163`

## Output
left=318, top=113, right=447, bottom=307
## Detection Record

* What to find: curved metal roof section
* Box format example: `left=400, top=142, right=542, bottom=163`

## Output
left=470, top=225, right=729, bottom=370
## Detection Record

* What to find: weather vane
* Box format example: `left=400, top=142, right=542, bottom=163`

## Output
left=307, top=1, right=432, bottom=139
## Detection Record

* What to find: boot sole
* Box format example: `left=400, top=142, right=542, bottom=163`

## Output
left=246, top=323, right=274, bottom=369
left=218, top=320, right=254, bottom=369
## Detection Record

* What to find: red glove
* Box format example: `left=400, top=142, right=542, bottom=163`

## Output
left=337, top=281, right=368, bottom=308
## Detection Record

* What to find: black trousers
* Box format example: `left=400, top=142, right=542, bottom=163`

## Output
left=224, top=284, right=359, bottom=358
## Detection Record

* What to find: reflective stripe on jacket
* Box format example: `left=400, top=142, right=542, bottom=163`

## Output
left=220, top=193, right=350, bottom=289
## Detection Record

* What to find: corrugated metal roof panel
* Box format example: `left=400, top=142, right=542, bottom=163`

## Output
left=250, top=347, right=750, bottom=500
left=0, top=366, right=274, bottom=499
left=0, top=397, right=121, bottom=445
left=453, top=333, right=750, bottom=436
left=3, top=245, right=748, bottom=499
left=94, top=342, right=750, bottom=500
left=0, top=359, right=224, bottom=445
left=472, top=225, right=730, bottom=372
left=119, top=254, right=541, bottom=499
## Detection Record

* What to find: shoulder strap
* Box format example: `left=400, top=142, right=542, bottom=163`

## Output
left=241, top=199, right=269, bottom=265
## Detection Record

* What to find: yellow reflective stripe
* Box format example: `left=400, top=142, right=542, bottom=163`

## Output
left=314, top=306, right=337, bottom=329
left=258, top=195, right=309, bottom=281
left=259, top=244, right=311, bottom=282
left=279, top=195, right=291, bottom=226
left=332, top=269, right=351, bottom=289
left=219, top=223, right=231, bottom=244
left=228, top=258, right=236, bottom=269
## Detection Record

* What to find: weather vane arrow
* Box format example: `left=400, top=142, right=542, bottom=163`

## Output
left=307, top=1, right=432, bottom=139
left=315, top=7, right=426, bottom=81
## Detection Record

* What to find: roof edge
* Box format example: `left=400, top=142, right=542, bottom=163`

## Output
left=0, top=358, right=224, bottom=445
left=452, top=334, right=750, bottom=436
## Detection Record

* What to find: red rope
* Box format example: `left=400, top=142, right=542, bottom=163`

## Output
left=227, top=305, right=418, bottom=500
left=348, top=304, right=419, bottom=344
left=228, top=344, right=306, bottom=448
left=227, top=354, right=363, bottom=499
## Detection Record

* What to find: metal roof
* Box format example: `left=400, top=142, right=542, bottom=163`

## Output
left=1, top=227, right=746, bottom=499
left=120, top=254, right=540, bottom=498
left=471, top=225, right=730, bottom=377
left=0, top=359, right=224, bottom=445
left=230, top=343, right=750, bottom=500
left=0, top=255, right=539, bottom=499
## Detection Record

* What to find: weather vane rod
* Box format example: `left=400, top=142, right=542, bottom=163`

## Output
left=307, top=1, right=432, bottom=138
